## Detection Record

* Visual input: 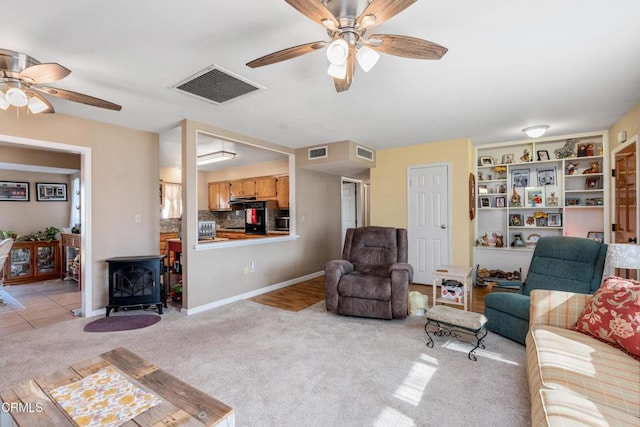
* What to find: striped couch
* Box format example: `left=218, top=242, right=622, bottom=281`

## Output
left=526, top=289, right=640, bottom=426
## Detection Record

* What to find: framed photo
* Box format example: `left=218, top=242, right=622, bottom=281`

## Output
left=0, top=181, right=29, bottom=201
left=537, top=167, right=556, bottom=186
left=501, top=154, right=514, bottom=164
left=511, top=168, right=530, bottom=187
left=548, top=213, right=562, bottom=227
left=36, top=182, right=68, bottom=201
left=479, top=156, right=494, bottom=166
left=496, top=196, right=506, bottom=208
left=524, top=214, right=537, bottom=227
left=509, top=214, right=523, bottom=226
left=478, top=184, right=488, bottom=194
left=586, top=231, right=604, bottom=242
left=585, top=177, right=600, bottom=189
left=480, top=197, right=490, bottom=208
left=525, top=186, right=545, bottom=208
left=536, top=150, right=550, bottom=161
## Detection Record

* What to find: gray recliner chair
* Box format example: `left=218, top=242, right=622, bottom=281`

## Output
left=325, top=226, right=413, bottom=319
left=484, top=236, right=607, bottom=344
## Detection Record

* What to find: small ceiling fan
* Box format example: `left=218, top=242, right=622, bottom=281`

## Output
left=0, top=48, right=122, bottom=114
left=246, top=0, right=447, bottom=92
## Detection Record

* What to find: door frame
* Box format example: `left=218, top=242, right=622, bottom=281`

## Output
left=340, top=177, right=363, bottom=250
left=407, top=162, right=453, bottom=283
left=0, top=132, right=92, bottom=317
left=610, top=133, right=639, bottom=243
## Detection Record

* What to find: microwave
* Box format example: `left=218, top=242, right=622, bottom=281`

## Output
left=275, top=217, right=290, bottom=231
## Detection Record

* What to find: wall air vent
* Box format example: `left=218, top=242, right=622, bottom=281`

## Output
left=308, top=146, right=328, bottom=160
left=173, top=65, right=263, bottom=105
left=356, top=145, right=374, bottom=161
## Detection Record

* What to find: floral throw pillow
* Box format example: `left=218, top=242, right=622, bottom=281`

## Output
left=572, top=276, right=640, bottom=359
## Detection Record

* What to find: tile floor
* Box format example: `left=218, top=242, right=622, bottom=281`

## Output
left=0, top=279, right=81, bottom=338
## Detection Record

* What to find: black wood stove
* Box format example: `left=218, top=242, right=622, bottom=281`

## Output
left=105, top=255, right=166, bottom=316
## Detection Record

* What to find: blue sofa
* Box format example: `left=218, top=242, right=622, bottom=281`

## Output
left=484, top=236, right=607, bottom=345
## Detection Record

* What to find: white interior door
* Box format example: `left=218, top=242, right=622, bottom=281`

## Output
left=408, top=164, right=451, bottom=284
left=341, top=181, right=358, bottom=248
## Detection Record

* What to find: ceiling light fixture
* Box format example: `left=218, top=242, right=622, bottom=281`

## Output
left=5, top=87, right=28, bottom=107
left=27, top=96, right=49, bottom=114
left=356, top=45, right=380, bottom=72
left=197, top=150, right=236, bottom=165
left=326, top=39, right=349, bottom=79
left=0, top=90, right=9, bottom=110
left=523, top=125, right=550, bottom=139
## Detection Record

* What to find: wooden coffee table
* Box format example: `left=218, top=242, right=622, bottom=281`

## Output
left=0, top=347, right=234, bottom=426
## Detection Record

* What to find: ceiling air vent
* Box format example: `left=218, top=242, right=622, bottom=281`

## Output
left=173, top=65, right=263, bottom=105
left=356, top=145, right=374, bottom=161
left=308, top=146, right=328, bottom=160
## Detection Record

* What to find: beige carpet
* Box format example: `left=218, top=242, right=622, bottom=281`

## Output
left=0, top=300, right=529, bottom=426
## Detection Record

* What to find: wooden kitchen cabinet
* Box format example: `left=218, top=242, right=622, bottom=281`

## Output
left=256, top=176, right=277, bottom=199
left=276, top=175, right=289, bottom=208
left=208, top=181, right=231, bottom=210
left=3, top=240, right=60, bottom=285
left=230, top=179, right=256, bottom=198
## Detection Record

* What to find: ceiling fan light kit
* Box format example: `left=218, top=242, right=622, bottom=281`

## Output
left=0, top=48, right=122, bottom=115
left=246, top=0, right=448, bottom=92
left=523, top=125, right=550, bottom=139
left=356, top=45, right=380, bottom=72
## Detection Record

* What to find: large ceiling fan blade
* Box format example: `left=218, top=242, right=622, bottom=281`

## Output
left=369, top=34, right=448, bottom=59
left=33, top=86, right=122, bottom=111
left=285, top=0, right=339, bottom=28
left=247, top=41, right=327, bottom=68
left=334, top=49, right=356, bottom=93
left=19, top=63, right=71, bottom=84
left=357, top=0, right=417, bottom=29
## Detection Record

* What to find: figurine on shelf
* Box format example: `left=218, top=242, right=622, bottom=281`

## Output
left=566, top=162, right=579, bottom=175
left=476, top=234, right=490, bottom=247
left=520, top=149, right=531, bottom=162
left=493, top=165, right=507, bottom=179
left=510, top=185, right=522, bottom=207
left=547, top=192, right=558, bottom=207
left=495, top=233, right=504, bottom=248
left=583, top=161, right=600, bottom=174
left=555, top=139, right=576, bottom=159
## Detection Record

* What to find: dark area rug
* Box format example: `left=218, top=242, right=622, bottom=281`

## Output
left=84, top=314, right=161, bottom=332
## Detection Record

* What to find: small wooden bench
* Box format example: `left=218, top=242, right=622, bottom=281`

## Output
left=424, top=305, right=488, bottom=361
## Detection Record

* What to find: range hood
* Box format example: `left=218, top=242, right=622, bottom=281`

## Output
left=228, top=195, right=256, bottom=207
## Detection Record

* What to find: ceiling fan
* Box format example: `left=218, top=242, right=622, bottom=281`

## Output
left=246, top=0, right=447, bottom=92
left=0, top=48, right=122, bottom=114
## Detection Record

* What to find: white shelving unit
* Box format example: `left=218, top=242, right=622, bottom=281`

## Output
left=473, top=131, right=609, bottom=280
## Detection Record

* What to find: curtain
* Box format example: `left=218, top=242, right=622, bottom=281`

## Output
left=162, top=182, right=182, bottom=219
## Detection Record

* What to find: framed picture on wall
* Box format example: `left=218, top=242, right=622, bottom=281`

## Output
left=525, top=186, right=545, bottom=208
left=36, top=183, right=68, bottom=201
left=0, top=181, right=29, bottom=201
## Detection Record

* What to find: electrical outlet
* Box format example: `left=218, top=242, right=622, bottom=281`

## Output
left=134, top=214, right=141, bottom=223
left=250, top=261, right=256, bottom=272
left=244, top=266, right=249, bottom=275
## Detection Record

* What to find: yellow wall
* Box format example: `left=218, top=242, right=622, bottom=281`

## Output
left=609, top=102, right=640, bottom=152
left=370, top=138, right=474, bottom=267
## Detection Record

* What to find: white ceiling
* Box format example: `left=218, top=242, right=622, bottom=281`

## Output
left=2, top=0, right=639, bottom=164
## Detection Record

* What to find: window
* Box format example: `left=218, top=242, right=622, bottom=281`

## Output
left=161, top=182, right=182, bottom=219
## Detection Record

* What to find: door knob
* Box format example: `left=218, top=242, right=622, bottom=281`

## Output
left=630, top=237, right=638, bottom=243
left=441, top=224, right=447, bottom=229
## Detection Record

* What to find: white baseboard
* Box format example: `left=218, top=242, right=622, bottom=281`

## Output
left=183, top=270, right=324, bottom=316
